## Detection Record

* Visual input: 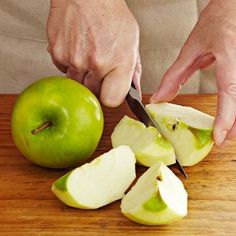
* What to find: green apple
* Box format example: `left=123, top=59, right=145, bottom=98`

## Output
left=52, top=145, right=136, bottom=209
left=146, top=102, right=214, bottom=166
left=121, top=161, right=188, bottom=225
left=11, top=76, right=104, bottom=168
left=111, top=116, right=176, bottom=167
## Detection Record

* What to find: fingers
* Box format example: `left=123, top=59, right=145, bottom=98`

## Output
left=226, top=120, right=236, bottom=140
left=100, top=63, right=135, bottom=107
left=48, top=41, right=89, bottom=82
left=149, top=14, right=219, bottom=104
left=83, top=71, right=103, bottom=96
left=132, top=54, right=142, bottom=93
left=197, top=53, right=215, bottom=70
left=150, top=35, right=202, bottom=103
left=47, top=45, right=68, bottom=73
left=51, top=58, right=68, bottom=73
left=213, top=51, right=236, bottom=146
left=213, top=91, right=236, bottom=146
left=48, top=39, right=138, bottom=105
left=150, top=52, right=215, bottom=103
left=67, top=67, right=88, bottom=83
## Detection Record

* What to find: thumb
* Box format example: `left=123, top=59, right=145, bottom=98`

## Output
left=100, top=64, right=135, bottom=107
left=213, top=51, right=236, bottom=146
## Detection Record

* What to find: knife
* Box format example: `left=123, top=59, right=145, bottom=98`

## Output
left=126, top=84, right=188, bottom=178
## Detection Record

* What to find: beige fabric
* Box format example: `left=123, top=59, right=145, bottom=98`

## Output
left=0, top=0, right=62, bottom=93
left=126, top=0, right=200, bottom=94
left=0, top=0, right=216, bottom=94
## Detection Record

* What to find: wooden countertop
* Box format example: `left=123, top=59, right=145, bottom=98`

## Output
left=0, top=94, right=236, bottom=235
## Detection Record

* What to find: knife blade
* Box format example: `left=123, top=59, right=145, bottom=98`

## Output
left=126, top=84, right=188, bottom=178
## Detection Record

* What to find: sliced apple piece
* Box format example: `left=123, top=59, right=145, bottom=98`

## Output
left=121, top=161, right=188, bottom=225
left=146, top=102, right=214, bottom=166
left=52, top=146, right=136, bottom=209
left=111, top=116, right=176, bottom=167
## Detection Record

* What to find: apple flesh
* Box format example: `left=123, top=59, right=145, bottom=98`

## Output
left=52, top=145, right=136, bottom=209
left=121, top=161, right=188, bottom=225
left=11, top=76, right=104, bottom=168
left=146, top=102, right=214, bottom=166
left=111, top=116, right=176, bottom=167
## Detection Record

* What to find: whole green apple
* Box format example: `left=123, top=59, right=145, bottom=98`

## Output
left=11, top=76, right=104, bottom=168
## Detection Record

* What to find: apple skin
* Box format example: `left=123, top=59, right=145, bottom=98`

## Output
left=121, top=162, right=188, bottom=225
left=11, top=76, right=104, bottom=168
left=152, top=118, right=214, bottom=166
left=146, top=103, right=214, bottom=166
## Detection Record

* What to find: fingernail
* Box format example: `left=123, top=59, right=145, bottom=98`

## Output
left=219, top=140, right=231, bottom=148
left=214, top=129, right=228, bottom=146
left=150, top=94, right=157, bottom=103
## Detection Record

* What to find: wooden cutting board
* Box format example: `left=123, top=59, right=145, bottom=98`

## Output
left=0, top=94, right=236, bottom=236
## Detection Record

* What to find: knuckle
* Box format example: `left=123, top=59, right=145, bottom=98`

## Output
left=214, top=26, right=236, bottom=52
left=51, top=45, right=64, bottom=62
left=47, top=45, right=52, bottom=54
left=69, top=53, right=82, bottom=68
left=88, top=54, right=105, bottom=71
left=224, top=83, right=236, bottom=99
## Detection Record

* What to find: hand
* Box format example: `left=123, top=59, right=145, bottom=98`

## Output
left=150, top=0, right=236, bottom=146
left=47, top=0, right=141, bottom=107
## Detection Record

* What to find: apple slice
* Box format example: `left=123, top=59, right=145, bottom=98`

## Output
left=121, top=162, right=188, bottom=225
left=52, top=146, right=136, bottom=209
left=146, top=102, right=214, bottom=166
left=111, top=116, right=176, bottom=167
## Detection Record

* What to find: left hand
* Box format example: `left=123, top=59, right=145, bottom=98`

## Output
left=150, top=0, right=236, bottom=147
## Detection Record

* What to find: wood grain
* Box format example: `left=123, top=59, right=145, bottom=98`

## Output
left=0, top=94, right=236, bottom=236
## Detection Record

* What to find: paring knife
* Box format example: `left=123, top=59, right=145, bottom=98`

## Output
left=126, top=84, right=188, bottom=178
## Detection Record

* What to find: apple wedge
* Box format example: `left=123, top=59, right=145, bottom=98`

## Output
left=146, top=102, right=214, bottom=166
left=111, top=116, right=176, bottom=167
left=52, top=146, right=136, bottom=209
left=121, top=161, right=188, bottom=225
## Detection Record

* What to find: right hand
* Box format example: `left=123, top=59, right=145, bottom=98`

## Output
left=47, top=0, right=141, bottom=107
left=150, top=0, right=236, bottom=146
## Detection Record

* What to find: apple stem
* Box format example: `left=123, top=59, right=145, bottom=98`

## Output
left=31, top=121, right=52, bottom=135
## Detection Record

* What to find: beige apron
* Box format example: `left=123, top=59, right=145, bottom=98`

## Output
left=0, top=0, right=216, bottom=94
